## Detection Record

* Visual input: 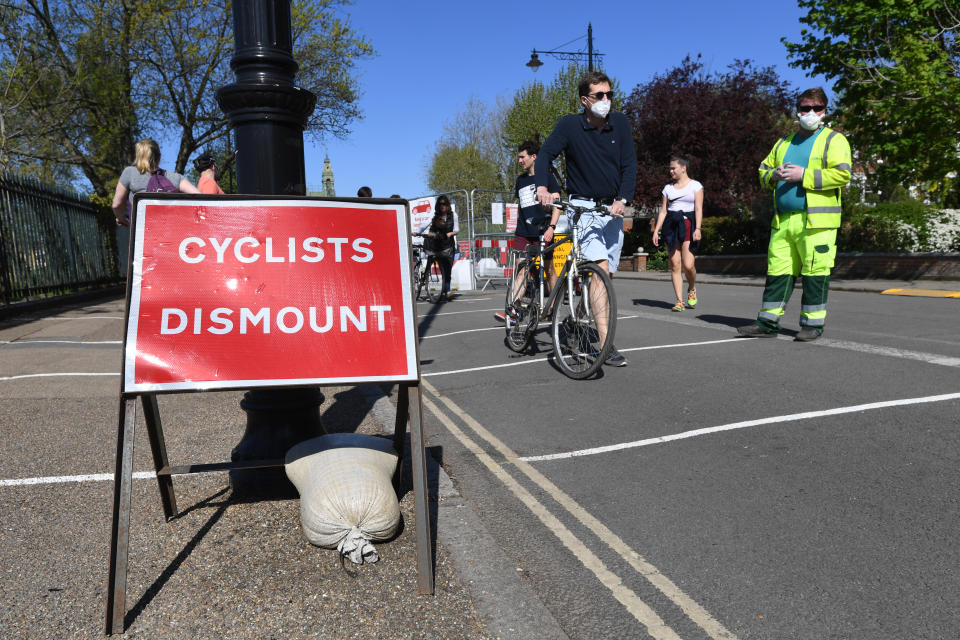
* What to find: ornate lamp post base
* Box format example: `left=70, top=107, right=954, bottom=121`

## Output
left=216, top=0, right=320, bottom=498
left=230, top=388, right=325, bottom=498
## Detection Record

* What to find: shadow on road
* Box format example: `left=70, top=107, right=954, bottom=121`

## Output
left=124, top=488, right=231, bottom=630
left=630, top=297, right=674, bottom=310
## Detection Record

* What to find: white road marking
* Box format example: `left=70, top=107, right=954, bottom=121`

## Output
left=0, top=471, right=156, bottom=487
left=0, top=372, right=119, bottom=381
left=422, top=337, right=748, bottom=377
left=417, top=306, right=503, bottom=317
left=422, top=327, right=503, bottom=340
left=814, top=337, right=960, bottom=367
left=1, top=339, right=121, bottom=345
left=39, top=315, right=124, bottom=320
left=424, top=380, right=736, bottom=640
left=518, top=391, right=960, bottom=463
left=616, top=309, right=960, bottom=368
left=422, top=393, right=685, bottom=640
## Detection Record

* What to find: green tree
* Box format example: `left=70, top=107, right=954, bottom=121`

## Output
left=783, top=0, right=960, bottom=202
left=502, top=63, right=582, bottom=154
left=0, top=0, right=142, bottom=193
left=0, top=0, right=373, bottom=195
left=426, top=97, right=508, bottom=193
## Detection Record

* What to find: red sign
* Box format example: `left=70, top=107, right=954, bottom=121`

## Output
left=505, top=203, right=518, bottom=233
left=123, top=197, right=418, bottom=392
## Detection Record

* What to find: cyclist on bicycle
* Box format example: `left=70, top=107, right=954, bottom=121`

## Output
left=494, top=140, right=562, bottom=323
left=535, top=71, right=637, bottom=366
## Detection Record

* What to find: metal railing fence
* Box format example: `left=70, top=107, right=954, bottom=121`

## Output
left=0, top=173, right=122, bottom=306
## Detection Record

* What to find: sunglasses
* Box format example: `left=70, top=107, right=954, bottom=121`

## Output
left=587, top=91, right=615, bottom=100
left=798, top=105, right=826, bottom=113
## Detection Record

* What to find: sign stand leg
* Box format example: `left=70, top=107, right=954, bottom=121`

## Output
left=141, top=394, right=177, bottom=520
left=105, top=396, right=138, bottom=635
left=408, top=382, right=434, bottom=594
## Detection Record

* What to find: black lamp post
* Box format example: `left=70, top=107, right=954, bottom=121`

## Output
left=216, top=0, right=324, bottom=497
left=525, top=23, right=603, bottom=72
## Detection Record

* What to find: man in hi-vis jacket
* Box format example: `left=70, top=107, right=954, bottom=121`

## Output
left=738, top=87, right=851, bottom=342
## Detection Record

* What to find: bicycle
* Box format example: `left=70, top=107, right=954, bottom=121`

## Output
left=412, top=235, right=444, bottom=303
left=503, top=199, right=618, bottom=379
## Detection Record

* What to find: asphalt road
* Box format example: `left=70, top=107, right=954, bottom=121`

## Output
left=2, top=278, right=957, bottom=639
left=417, top=277, right=960, bottom=640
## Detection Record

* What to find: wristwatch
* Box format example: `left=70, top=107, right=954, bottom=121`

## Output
left=618, top=198, right=628, bottom=205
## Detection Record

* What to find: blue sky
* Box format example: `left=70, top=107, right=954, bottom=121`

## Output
left=238, top=1, right=829, bottom=198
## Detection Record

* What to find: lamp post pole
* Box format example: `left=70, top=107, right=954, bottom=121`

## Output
left=587, top=22, right=594, bottom=72
left=216, top=0, right=324, bottom=497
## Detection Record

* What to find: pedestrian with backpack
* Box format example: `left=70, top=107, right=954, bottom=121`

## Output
left=111, top=138, right=200, bottom=226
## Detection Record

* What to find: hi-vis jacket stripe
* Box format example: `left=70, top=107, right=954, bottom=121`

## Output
left=759, top=126, right=852, bottom=230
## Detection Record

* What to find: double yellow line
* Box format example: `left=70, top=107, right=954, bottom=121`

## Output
left=421, top=379, right=737, bottom=640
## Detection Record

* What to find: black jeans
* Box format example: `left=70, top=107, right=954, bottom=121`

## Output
left=434, top=254, right=453, bottom=294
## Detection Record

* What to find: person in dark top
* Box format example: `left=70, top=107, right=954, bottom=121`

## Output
left=534, top=71, right=637, bottom=366
left=357, top=186, right=372, bottom=198
left=414, top=194, right=459, bottom=302
left=494, top=140, right=561, bottom=322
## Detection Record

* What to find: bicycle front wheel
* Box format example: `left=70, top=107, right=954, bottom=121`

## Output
left=551, top=262, right=616, bottom=379
left=425, top=260, right=443, bottom=303
left=414, top=265, right=426, bottom=301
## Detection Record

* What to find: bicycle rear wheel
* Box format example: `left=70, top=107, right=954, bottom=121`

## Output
left=551, top=262, right=616, bottom=379
left=505, top=260, right=540, bottom=352
left=425, top=259, right=443, bottom=303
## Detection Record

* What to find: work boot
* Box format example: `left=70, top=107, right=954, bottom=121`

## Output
left=737, top=323, right=778, bottom=338
left=795, top=327, right=823, bottom=342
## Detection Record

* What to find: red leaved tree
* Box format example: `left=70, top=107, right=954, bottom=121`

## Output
left=623, top=55, right=794, bottom=217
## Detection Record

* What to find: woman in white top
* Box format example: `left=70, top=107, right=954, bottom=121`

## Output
left=653, top=156, right=703, bottom=311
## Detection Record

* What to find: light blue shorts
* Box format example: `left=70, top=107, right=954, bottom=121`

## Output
left=567, top=198, right=624, bottom=272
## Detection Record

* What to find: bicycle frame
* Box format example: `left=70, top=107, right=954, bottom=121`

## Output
left=524, top=205, right=594, bottom=325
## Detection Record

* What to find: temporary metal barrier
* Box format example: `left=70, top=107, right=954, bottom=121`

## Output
left=0, top=173, right=122, bottom=306
left=473, top=235, right=515, bottom=290
left=469, top=189, right=517, bottom=290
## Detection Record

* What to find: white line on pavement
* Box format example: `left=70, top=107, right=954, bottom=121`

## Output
left=422, top=337, right=748, bottom=377
left=417, top=306, right=503, bottom=317
left=0, top=471, right=156, bottom=487
left=518, top=391, right=960, bottom=463
left=814, top=337, right=960, bottom=367
left=1, top=339, right=121, bottom=345
left=0, top=372, right=119, bottom=381
left=423, top=327, right=503, bottom=340
left=39, top=315, right=124, bottom=320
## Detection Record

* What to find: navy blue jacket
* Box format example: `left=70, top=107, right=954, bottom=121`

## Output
left=535, top=111, right=637, bottom=202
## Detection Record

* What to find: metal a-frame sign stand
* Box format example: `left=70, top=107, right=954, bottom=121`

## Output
left=105, top=195, right=433, bottom=635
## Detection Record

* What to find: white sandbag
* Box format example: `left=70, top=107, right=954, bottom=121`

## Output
left=285, top=433, right=400, bottom=564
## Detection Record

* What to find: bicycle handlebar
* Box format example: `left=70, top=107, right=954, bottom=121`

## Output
left=552, top=199, right=622, bottom=218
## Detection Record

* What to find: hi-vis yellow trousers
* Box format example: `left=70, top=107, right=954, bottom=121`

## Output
left=756, top=212, right=837, bottom=330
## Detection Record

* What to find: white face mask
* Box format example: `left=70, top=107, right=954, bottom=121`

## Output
left=590, top=99, right=611, bottom=118
left=798, top=111, right=824, bottom=131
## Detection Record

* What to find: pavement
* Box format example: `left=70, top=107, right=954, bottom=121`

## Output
left=1, top=272, right=957, bottom=639
left=0, top=294, right=560, bottom=639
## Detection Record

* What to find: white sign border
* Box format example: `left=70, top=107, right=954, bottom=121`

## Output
left=123, top=197, right=419, bottom=393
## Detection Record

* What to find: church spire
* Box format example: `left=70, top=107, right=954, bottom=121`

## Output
left=321, top=152, right=336, bottom=197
